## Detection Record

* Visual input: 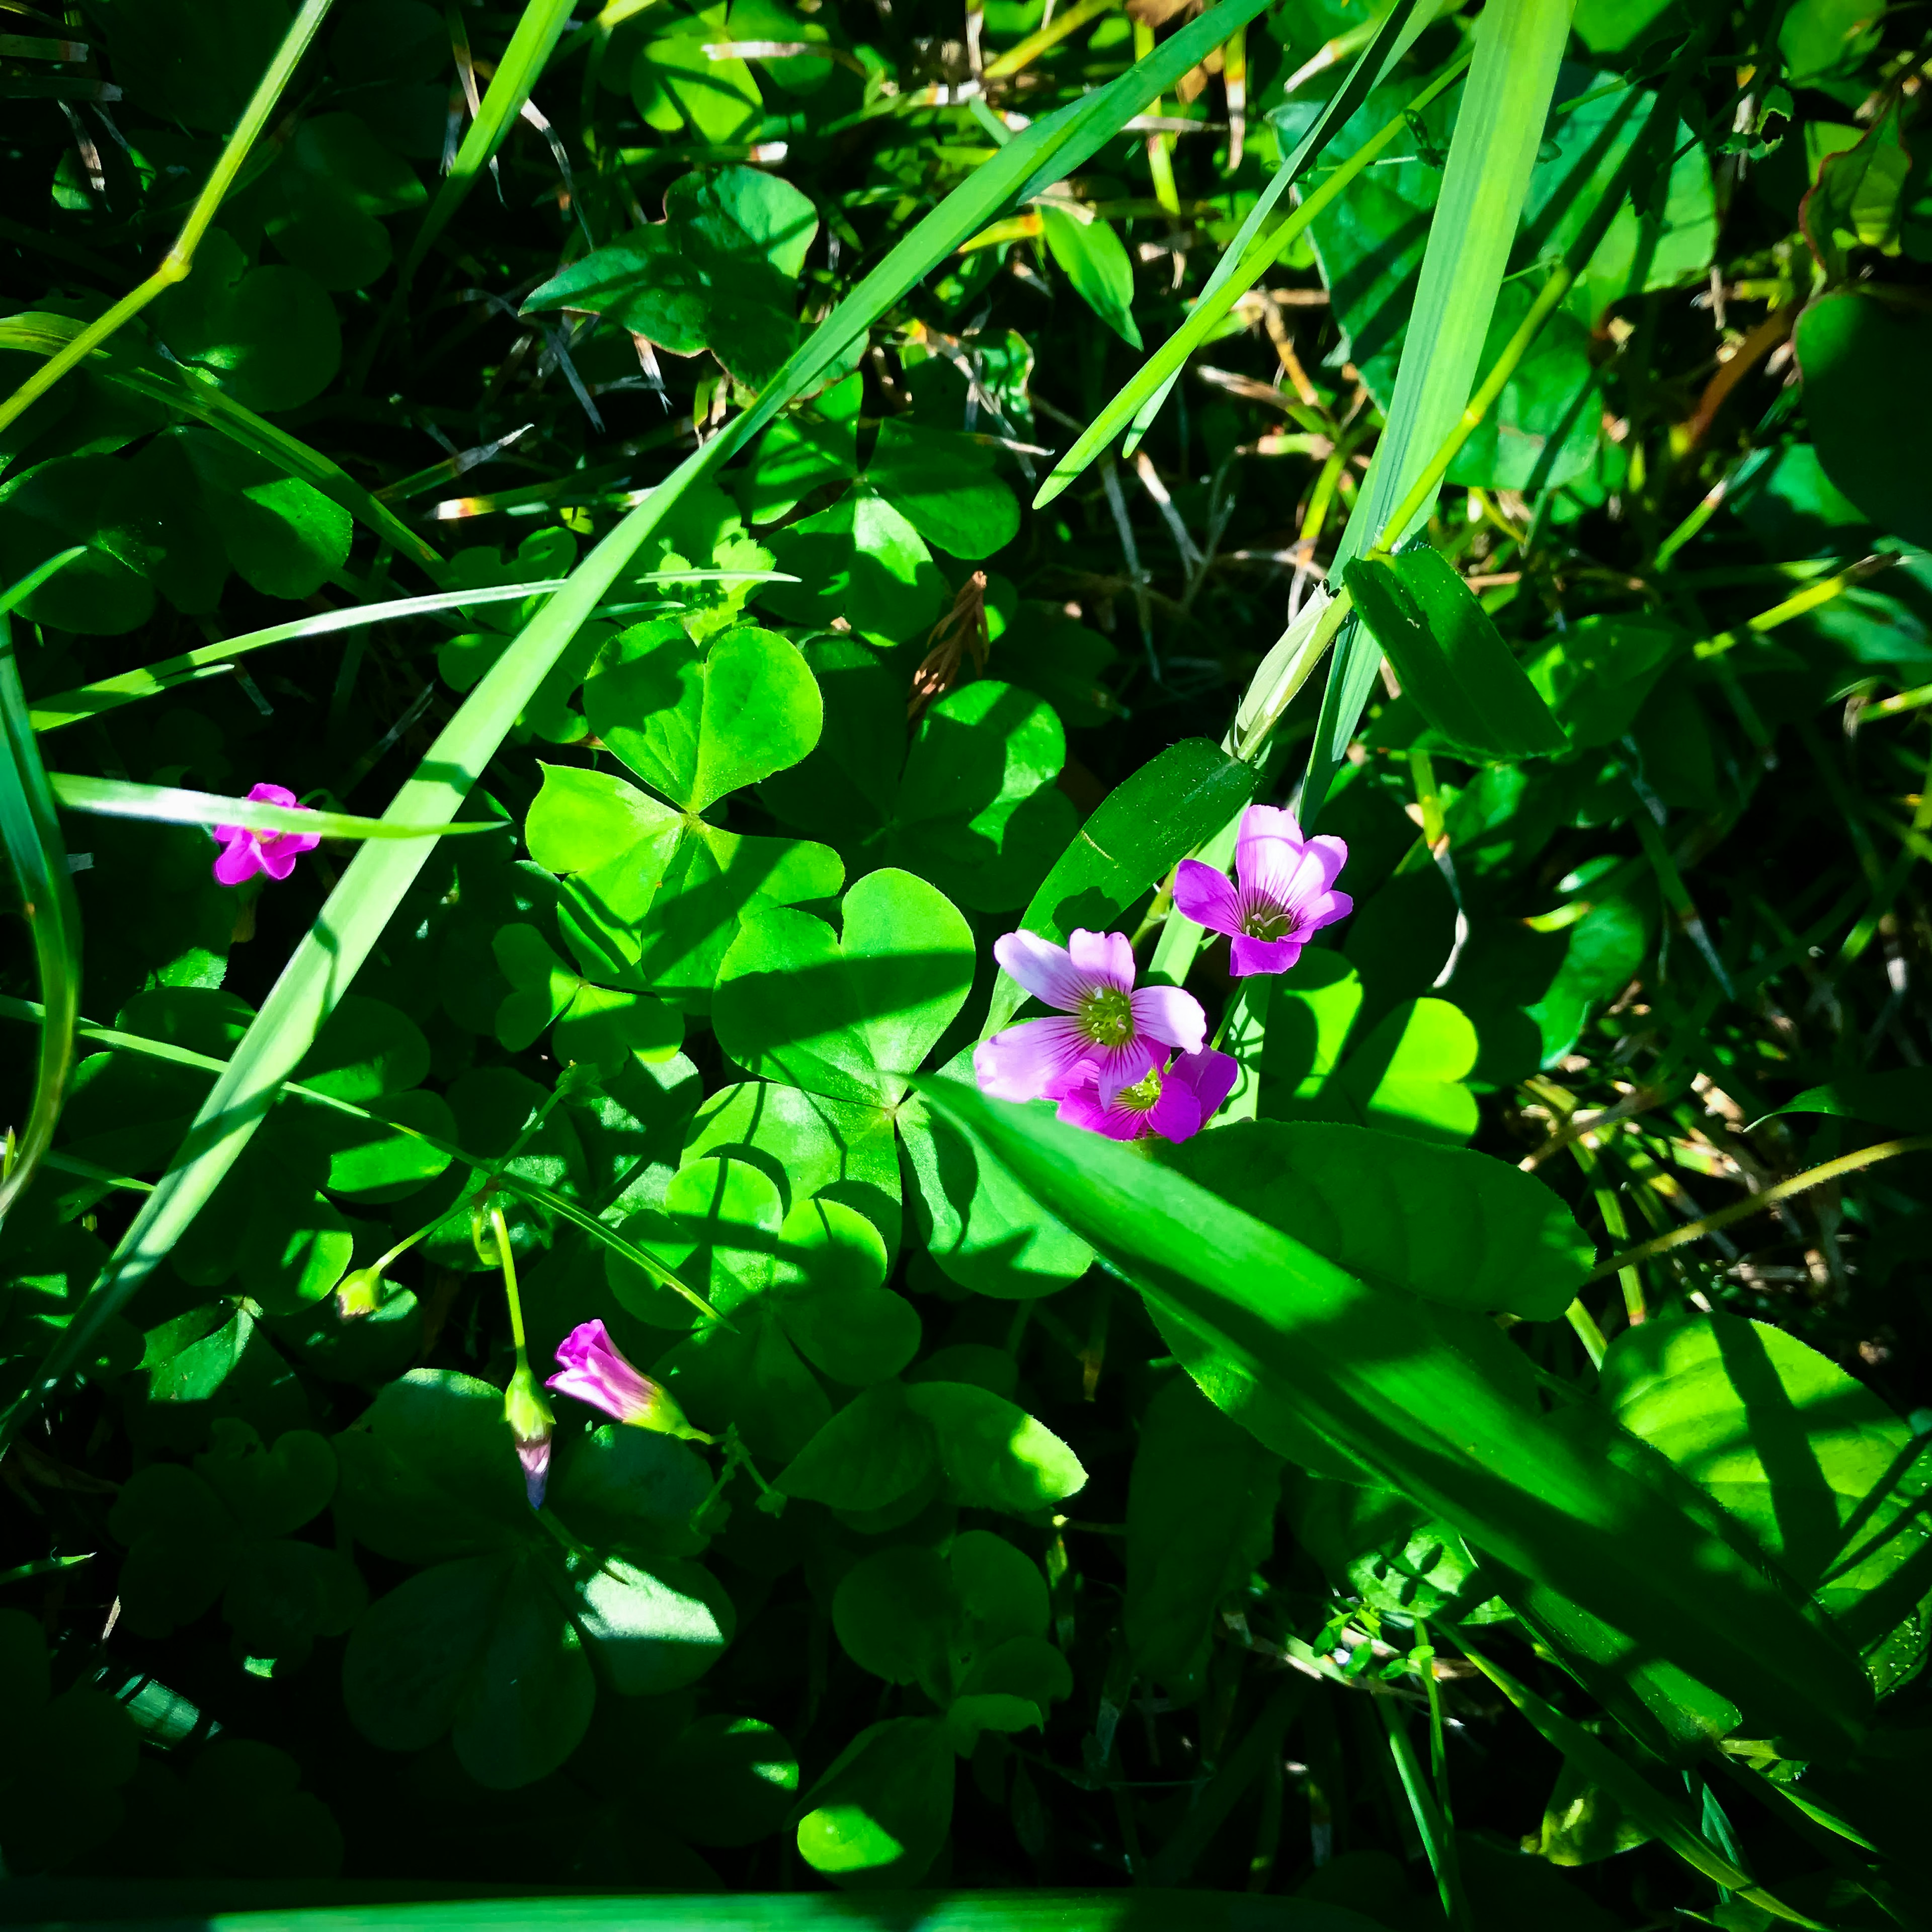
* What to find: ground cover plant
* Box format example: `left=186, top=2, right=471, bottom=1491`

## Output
left=3, top=0, right=1932, bottom=1923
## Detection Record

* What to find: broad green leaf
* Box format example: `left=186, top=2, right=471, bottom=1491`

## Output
left=1289, top=1472, right=1483, bottom=1620
left=1333, top=996, right=1481, bottom=1145
left=150, top=229, right=341, bottom=414
left=795, top=1715, right=954, bottom=1886
left=1037, top=203, right=1142, bottom=349
left=1796, top=291, right=1932, bottom=549
left=760, top=489, right=948, bottom=641
left=1344, top=549, right=1568, bottom=762
left=1523, top=617, right=1684, bottom=749
left=736, top=373, right=862, bottom=524
left=1442, top=279, right=1601, bottom=492
left=584, top=620, right=822, bottom=814
left=633, top=32, right=764, bottom=145
left=1165, top=1119, right=1592, bottom=1322
left=640, top=1716, right=800, bottom=1850
left=772, top=1197, right=918, bottom=1386
left=987, top=737, right=1260, bottom=1033
left=713, top=870, right=974, bottom=1108
left=1603, top=1313, right=1932, bottom=1694
left=864, top=420, right=1019, bottom=561
left=905, top=1380, right=1087, bottom=1514
left=572, top=1554, right=735, bottom=1698
left=1128, top=1376, right=1282, bottom=1686
left=922, top=1079, right=1874, bottom=1757
left=246, top=111, right=429, bottom=292
left=776, top=1379, right=936, bottom=1512
left=684, top=1077, right=904, bottom=1258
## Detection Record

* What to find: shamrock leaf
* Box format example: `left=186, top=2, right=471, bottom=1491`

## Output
left=522, top=167, right=818, bottom=387
left=493, top=923, right=684, bottom=1077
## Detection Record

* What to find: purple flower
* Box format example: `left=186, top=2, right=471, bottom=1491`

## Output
left=1055, top=1047, right=1240, bottom=1144
left=212, top=782, right=321, bottom=888
left=974, top=929, right=1207, bottom=1105
left=1173, top=804, right=1352, bottom=976
left=548, top=1320, right=713, bottom=1443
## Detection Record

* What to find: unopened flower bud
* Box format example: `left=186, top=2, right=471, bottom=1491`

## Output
left=504, top=1360, right=555, bottom=1509
left=547, top=1320, right=713, bottom=1443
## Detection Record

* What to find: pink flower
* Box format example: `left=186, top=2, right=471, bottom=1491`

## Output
left=212, top=782, right=321, bottom=887
left=1173, top=804, right=1352, bottom=976
left=547, top=1320, right=712, bottom=1442
left=1055, top=1048, right=1239, bottom=1143
left=974, top=929, right=1206, bottom=1106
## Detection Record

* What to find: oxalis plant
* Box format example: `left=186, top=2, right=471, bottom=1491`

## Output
left=1, top=0, right=1930, bottom=1922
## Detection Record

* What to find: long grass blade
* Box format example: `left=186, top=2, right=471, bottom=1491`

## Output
left=919, top=1079, right=1873, bottom=1760
left=46, top=775, right=507, bottom=841
left=0, top=598, right=82, bottom=1225
left=1033, top=0, right=1446, bottom=508
left=30, top=586, right=562, bottom=733
left=0, top=0, right=1281, bottom=1451
left=0, top=312, right=447, bottom=575
left=1299, top=0, right=1573, bottom=826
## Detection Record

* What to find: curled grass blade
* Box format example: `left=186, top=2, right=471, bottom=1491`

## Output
left=0, top=0, right=1279, bottom=1449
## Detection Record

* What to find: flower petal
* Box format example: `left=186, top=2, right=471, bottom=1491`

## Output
left=247, top=782, right=301, bottom=808
left=974, top=1014, right=1091, bottom=1102
left=1091, top=1035, right=1161, bottom=1105
left=1129, top=982, right=1207, bottom=1055
left=1236, top=830, right=1310, bottom=910
left=1168, top=1047, right=1240, bottom=1126
left=1231, top=934, right=1303, bottom=977
left=1297, top=889, right=1354, bottom=935
left=213, top=837, right=263, bottom=887
left=1300, top=834, right=1349, bottom=894
left=1067, top=928, right=1136, bottom=993
left=1172, top=859, right=1243, bottom=938
left=1239, top=802, right=1305, bottom=846
left=1143, top=1076, right=1203, bottom=1143
left=1056, top=1080, right=1143, bottom=1142
left=993, top=930, right=1089, bottom=1012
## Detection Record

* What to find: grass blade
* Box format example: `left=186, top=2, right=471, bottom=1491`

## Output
left=0, top=593, right=82, bottom=1225
left=1033, top=0, right=1448, bottom=508
left=1300, top=0, right=1573, bottom=826
left=918, top=1079, right=1873, bottom=1760
left=29, top=586, right=561, bottom=732
left=0, top=0, right=1283, bottom=1451
left=46, top=775, right=508, bottom=841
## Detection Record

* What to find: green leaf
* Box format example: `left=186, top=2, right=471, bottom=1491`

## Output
left=572, top=1554, right=735, bottom=1697
left=585, top=621, right=823, bottom=815
left=920, top=1079, right=1875, bottom=1757
left=106, top=0, right=289, bottom=131
left=1523, top=617, right=1684, bottom=749
left=776, top=1379, right=936, bottom=1512
left=1442, top=279, right=1601, bottom=493
left=1603, top=1313, right=1932, bottom=1694
left=342, top=1551, right=594, bottom=1789
left=899, top=1066, right=1095, bottom=1302
left=1796, top=291, right=1932, bottom=548
left=773, top=1196, right=919, bottom=1386
left=1172, top=1118, right=1592, bottom=1324
left=1332, top=997, right=1482, bottom=1145
left=864, top=420, right=1019, bottom=561
left=905, top=1380, right=1087, bottom=1514
left=987, top=737, right=1261, bottom=1033
left=1289, top=1473, right=1481, bottom=1620
left=1772, top=1069, right=1932, bottom=1132
left=1343, top=549, right=1568, bottom=762
left=150, top=229, right=342, bottom=414
left=1037, top=203, right=1142, bottom=349
left=249, top=111, right=429, bottom=292
left=642, top=1716, right=799, bottom=1849
left=713, top=869, right=974, bottom=1108
left=760, top=489, right=949, bottom=641
left=795, top=1715, right=954, bottom=1886
left=1128, top=1376, right=1282, bottom=1686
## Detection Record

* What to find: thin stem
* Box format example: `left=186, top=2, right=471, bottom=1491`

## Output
left=1565, top=1298, right=1607, bottom=1370
left=983, top=0, right=1118, bottom=79
left=1210, top=981, right=1248, bottom=1053
left=1582, top=1135, right=1932, bottom=1286
left=490, top=1202, right=530, bottom=1359
left=1696, top=553, right=1900, bottom=661
left=0, top=0, right=337, bottom=439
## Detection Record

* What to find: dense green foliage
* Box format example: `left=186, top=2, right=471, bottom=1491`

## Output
left=3, top=0, right=1932, bottom=1924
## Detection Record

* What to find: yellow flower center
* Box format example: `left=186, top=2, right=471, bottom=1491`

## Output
left=1078, top=985, right=1135, bottom=1046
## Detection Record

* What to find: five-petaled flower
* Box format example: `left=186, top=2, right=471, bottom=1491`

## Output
left=1174, top=804, right=1352, bottom=975
left=212, top=782, right=321, bottom=888
left=1055, top=1046, right=1239, bottom=1143
left=548, top=1320, right=713, bottom=1442
left=974, top=929, right=1207, bottom=1105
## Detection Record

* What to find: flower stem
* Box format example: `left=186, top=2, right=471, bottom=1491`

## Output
left=489, top=1202, right=531, bottom=1364
left=1210, top=981, right=1248, bottom=1054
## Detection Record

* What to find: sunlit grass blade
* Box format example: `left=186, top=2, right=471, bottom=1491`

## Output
left=1300, top=0, right=1573, bottom=826
left=30, top=584, right=564, bottom=733
left=919, top=1079, right=1873, bottom=1760
left=0, top=0, right=336, bottom=440
left=0, top=0, right=1281, bottom=1449
left=0, top=312, right=446, bottom=576
left=401, top=0, right=577, bottom=283
left=0, top=586, right=83, bottom=1226
left=1034, top=0, right=1446, bottom=508
left=46, top=775, right=509, bottom=841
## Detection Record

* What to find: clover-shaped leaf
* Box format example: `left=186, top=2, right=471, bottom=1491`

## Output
left=493, top=923, right=684, bottom=1077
